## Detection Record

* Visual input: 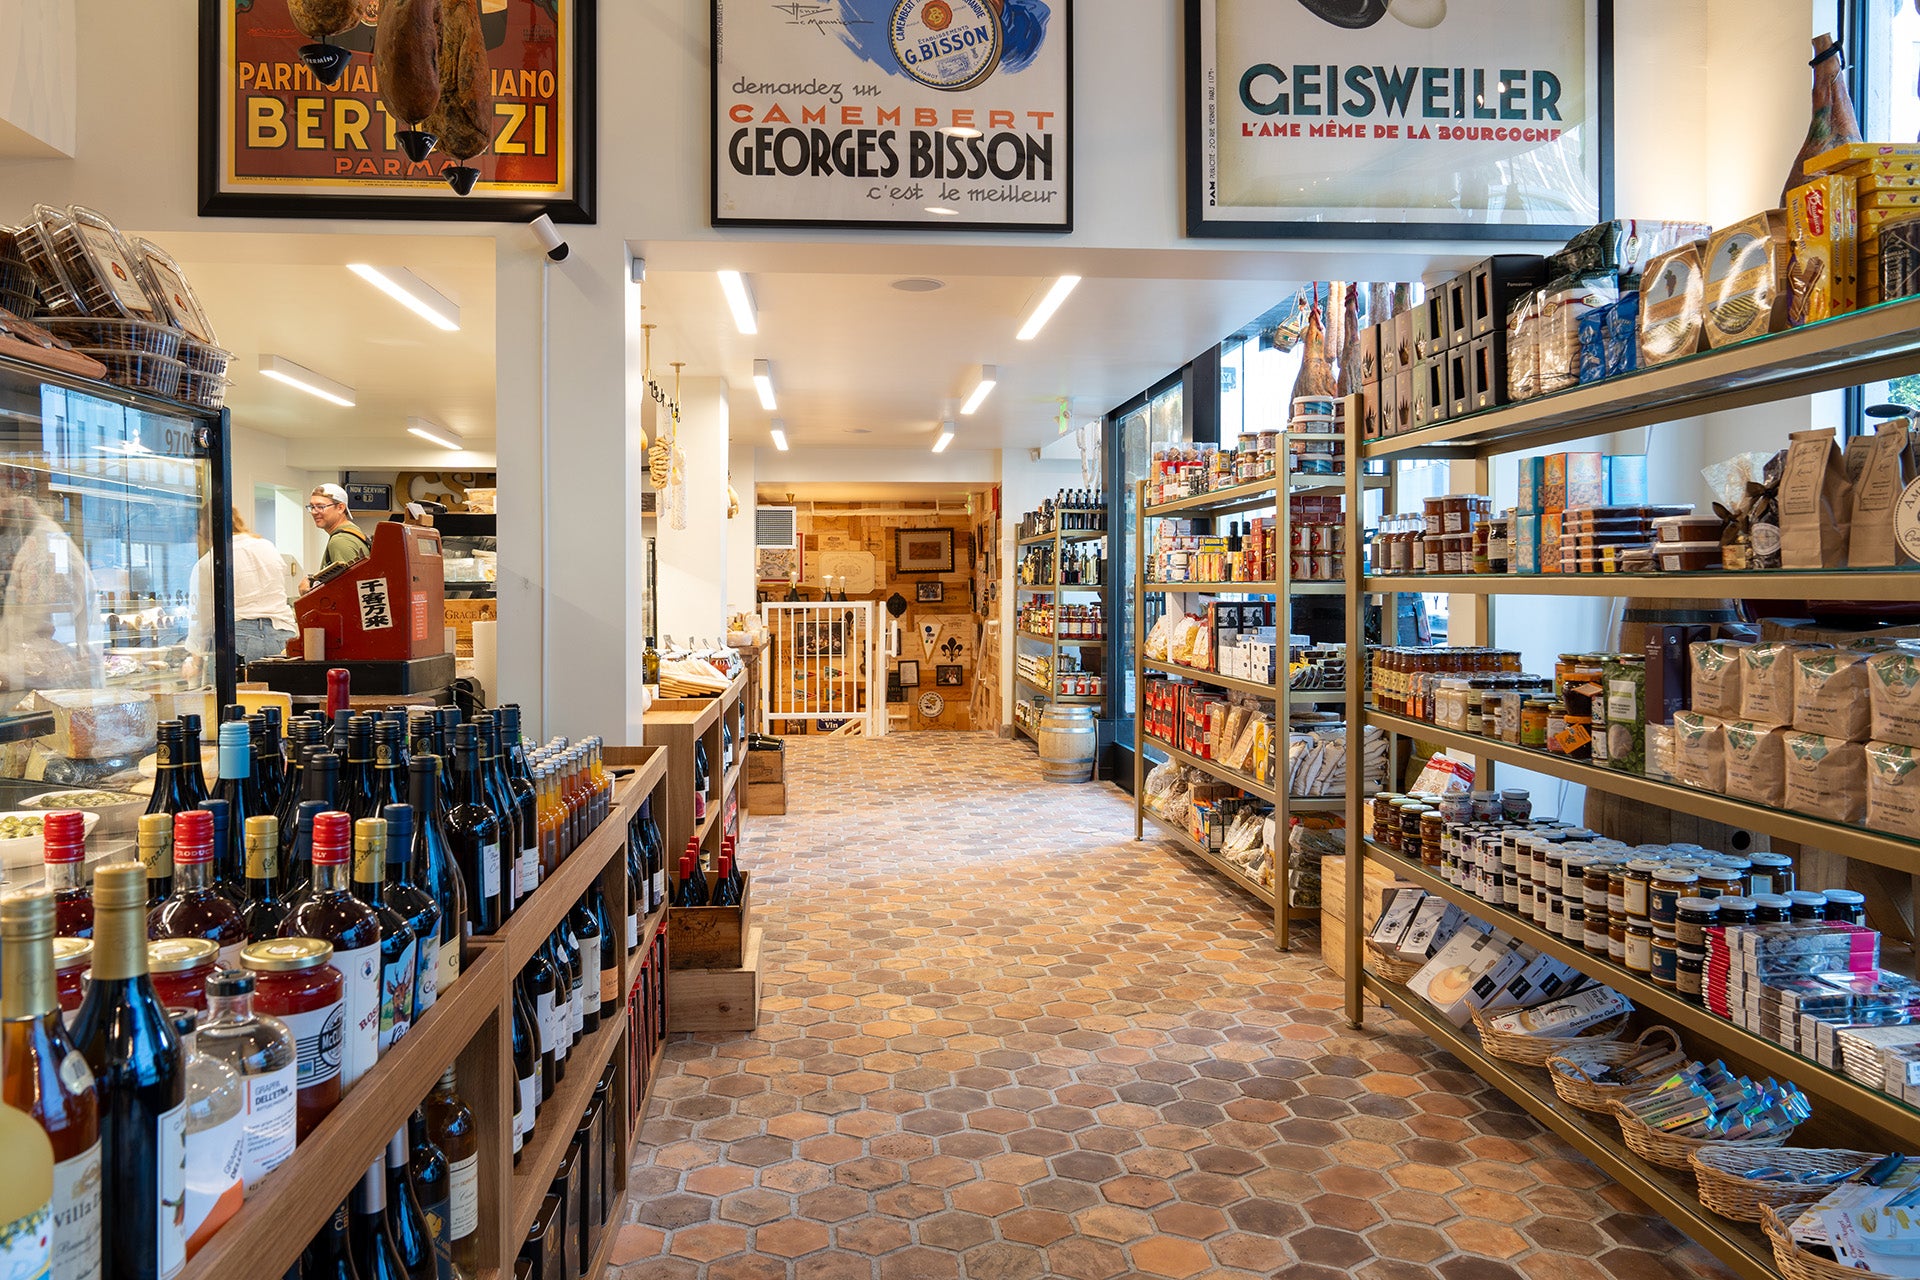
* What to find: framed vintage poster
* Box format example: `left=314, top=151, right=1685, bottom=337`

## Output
left=711, top=0, right=1073, bottom=231
left=1186, top=0, right=1611, bottom=240
left=199, top=0, right=597, bottom=221
left=895, top=528, right=955, bottom=574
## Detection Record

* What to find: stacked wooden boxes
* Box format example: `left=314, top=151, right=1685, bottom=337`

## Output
left=747, top=739, right=786, bottom=815
left=668, top=873, right=762, bottom=1032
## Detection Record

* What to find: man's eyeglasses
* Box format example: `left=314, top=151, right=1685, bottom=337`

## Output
left=307, top=501, right=341, bottom=512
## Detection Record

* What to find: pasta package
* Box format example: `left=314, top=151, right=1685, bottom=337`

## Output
left=1537, top=272, right=1619, bottom=395
left=1639, top=243, right=1706, bottom=367
left=1793, top=647, right=1873, bottom=741
left=1671, top=711, right=1725, bottom=791
left=1783, top=731, right=1868, bottom=825
left=1867, top=741, right=1920, bottom=839
left=1723, top=720, right=1788, bottom=807
left=1703, top=211, right=1792, bottom=348
left=1867, top=646, right=1920, bottom=747
left=1690, top=639, right=1750, bottom=718
left=1740, top=641, right=1806, bottom=727
left=1506, top=290, right=1540, bottom=402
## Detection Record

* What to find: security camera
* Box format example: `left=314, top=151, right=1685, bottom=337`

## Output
left=530, top=214, right=569, bottom=262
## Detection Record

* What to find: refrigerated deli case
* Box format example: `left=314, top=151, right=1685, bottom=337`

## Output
left=0, top=350, right=237, bottom=863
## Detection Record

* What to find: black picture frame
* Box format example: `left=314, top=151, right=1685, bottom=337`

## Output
left=935, top=665, right=965, bottom=688
left=886, top=678, right=906, bottom=705
left=895, top=528, right=956, bottom=575
left=916, top=581, right=945, bottom=605
left=897, top=661, right=921, bottom=689
left=197, top=0, right=599, bottom=222
left=709, top=0, right=1074, bottom=233
left=1182, top=0, right=1614, bottom=242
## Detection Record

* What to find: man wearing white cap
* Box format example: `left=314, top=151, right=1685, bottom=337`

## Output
left=302, top=483, right=371, bottom=591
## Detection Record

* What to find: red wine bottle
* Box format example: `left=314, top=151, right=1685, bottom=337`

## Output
left=241, top=814, right=291, bottom=943
left=383, top=1129, right=434, bottom=1280
left=148, top=808, right=246, bottom=970
left=349, top=1156, right=409, bottom=1280
left=445, top=728, right=503, bottom=936
left=41, top=809, right=92, bottom=938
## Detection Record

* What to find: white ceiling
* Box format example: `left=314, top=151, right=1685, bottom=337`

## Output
left=640, top=266, right=1300, bottom=453
left=138, top=231, right=497, bottom=450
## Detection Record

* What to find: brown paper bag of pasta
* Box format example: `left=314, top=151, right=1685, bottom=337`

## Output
left=1847, top=419, right=1909, bottom=567
left=1780, top=427, right=1853, bottom=569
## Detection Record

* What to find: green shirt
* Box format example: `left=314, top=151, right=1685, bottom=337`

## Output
left=323, top=523, right=371, bottom=571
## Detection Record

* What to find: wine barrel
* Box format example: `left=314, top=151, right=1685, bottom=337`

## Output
left=1615, top=597, right=1742, bottom=656
left=1583, top=787, right=1770, bottom=855
left=1037, top=705, right=1098, bottom=783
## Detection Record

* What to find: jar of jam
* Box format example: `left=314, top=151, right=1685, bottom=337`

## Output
left=1584, top=911, right=1611, bottom=956
left=1521, top=699, right=1552, bottom=749
left=1714, top=896, right=1756, bottom=928
left=1649, top=869, right=1697, bottom=928
left=1785, top=890, right=1828, bottom=922
left=1650, top=936, right=1677, bottom=987
left=1625, top=924, right=1655, bottom=974
left=1694, top=867, right=1741, bottom=900
left=1371, top=793, right=1402, bottom=842
left=1502, top=789, right=1532, bottom=822
left=1419, top=810, right=1444, bottom=868
left=1750, top=894, right=1792, bottom=925
left=1747, top=852, right=1796, bottom=897
left=244, top=937, right=346, bottom=1140
left=54, top=936, right=90, bottom=1024
left=1674, top=898, right=1719, bottom=949
left=1608, top=921, right=1629, bottom=964
left=149, top=938, right=218, bottom=1012
left=1676, top=951, right=1704, bottom=1003
left=1401, top=805, right=1430, bottom=854
left=1564, top=902, right=1585, bottom=944
left=1824, top=889, right=1867, bottom=926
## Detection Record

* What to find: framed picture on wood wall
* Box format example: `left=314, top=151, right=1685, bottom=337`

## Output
left=897, top=661, right=921, bottom=688
left=935, top=665, right=965, bottom=688
left=916, top=581, right=945, bottom=604
left=896, top=528, right=955, bottom=574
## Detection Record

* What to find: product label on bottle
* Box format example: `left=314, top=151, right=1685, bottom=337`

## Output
left=536, top=989, right=560, bottom=1056
left=281, top=996, right=345, bottom=1092
left=650, top=869, right=665, bottom=912
left=436, top=938, right=460, bottom=993
left=182, top=1108, right=244, bottom=1255
left=446, top=1154, right=478, bottom=1242
left=601, top=960, right=619, bottom=1006
left=216, top=942, right=245, bottom=972
left=414, top=936, right=438, bottom=1017
left=0, top=1198, right=51, bottom=1280
left=580, top=933, right=602, bottom=1008
left=520, top=846, right=539, bottom=898
left=156, top=1098, right=187, bottom=1280
left=629, top=904, right=642, bottom=951
left=569, top=975, right=584, bottom=1036
left=50, top=1141, right=100, bottom=1280
left=240, top=1062, right=297, bottom=1189
left=517, top=1074, right=536, bottom=1138
left=480, top=841, right=500, bottom=902
left=336, top=941, right=381, bottom=1090
left=380, top=940, right=419, bottom=1051
left=418, top=1189, right=452, bottom=1280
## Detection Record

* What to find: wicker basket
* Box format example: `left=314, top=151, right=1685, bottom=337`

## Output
left=1613, top=1103, right=1794, bottom=1171
left=1692, top=1148, right=1884, bottom=1223
left=1763, top=1202, right=1903, bottom=1280
left=1546, top=1026, right=1684, bottom=1113
left=1469, top=1005, right=1630, bottom=1068
left=1366, top=946, right=1425, bottom=985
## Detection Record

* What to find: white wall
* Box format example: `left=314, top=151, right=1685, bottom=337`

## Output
left=0, top=0, right=74, bottom=157
left=655, top=377, right=733, bottom=642
left=726, top=442, right=758, bottom=625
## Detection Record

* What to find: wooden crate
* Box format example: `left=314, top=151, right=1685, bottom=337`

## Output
left=669, top=926, right=763, bottom=1032
left=667, top=872, right=752, bottom=970
left=748, top=781, right=786, bottom=816
left=747, top=745, right=784, bottom=785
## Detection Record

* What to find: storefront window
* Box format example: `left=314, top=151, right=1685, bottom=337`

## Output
left=1113, top=379, right=1186, bottom=751
left=1856, top=0, right=1920, bottom=415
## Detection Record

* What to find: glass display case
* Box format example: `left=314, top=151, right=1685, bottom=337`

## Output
left=0, top=350, right=235, bottom=867
left=434, top=511, right=496, bottom=598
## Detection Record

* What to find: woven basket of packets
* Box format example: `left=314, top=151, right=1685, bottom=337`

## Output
left=1546, top=1025, right=1686, bottom=1114
left=1611, top=1064, right=1808, bottom=1172
left=1691, top=1148, right=1889, bottom=1224
left=1763, top=1197, right=1920, bottom=1280
left=1469, top=987, right=1633, bottom=1069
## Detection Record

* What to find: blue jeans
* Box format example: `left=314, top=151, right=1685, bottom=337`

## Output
left=235, top=618, right=295, bottom=662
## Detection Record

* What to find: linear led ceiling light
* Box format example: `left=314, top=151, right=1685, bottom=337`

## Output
left=259, top=354, right=355, bottom=407
left=407, top=417, right=464, bottom=450
left=770, top=420, right=789, bottom=452
left=347, top=264, right=461, bottom=332
left=718, top=270, right=758, bottom=335
left=754, top=360, right=778, bottom=411
left=960, top=365, right=997, bottom=416
left=932, top=420, right=957, bottom=454
left=1017, top=275, right=1081, bottom=341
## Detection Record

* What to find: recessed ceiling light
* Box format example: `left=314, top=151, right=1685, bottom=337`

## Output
left=770, top=420, right=789, bottom=452
left=406, top=417, right=464, bottom=450
left=753, top=359, right=778, bottom=411
left=718, top=270, right=758, bottom=335
left=925, top=206, right=960, bottom=217
left=961, top=365, right=997, bottom=416
left=1018, top=275, right=1081, bottom=341
left=258, top=354, right=355, bottom=407
left=347, top=264, right=460, bottom=331
left=891, top=278, right=946, bottom=293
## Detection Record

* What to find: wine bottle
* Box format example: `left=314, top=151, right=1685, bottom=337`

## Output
left=383, top=1130, right=434, bottom=1280
left=714, top=836, right=745, bottom=908
left=241, top=815, right=290, bottom=942
left=179, top=714, right=211, bottom=807
left=281, top=812, right=381, bottom=1091
left=306, top=749, right=344, bottom=816
left=542, top=936, right=573, bottom=1079
left=197, top=798, right=238, bottom=906
left=408, top=760, right=465, bottom=997
left=352, top=818, right=417, bottom=1052
left=41, top=809, right=92, bottom=938
left=692, top=740, right=710, bottom=822
left=1, top=889, right=102, bottom=1280
left=623, top=816, right=645, bottom=948
left=587, top=881, right=619, bottom=1021
left=379, top=805, right=441, bottom=1021
left=406, top=1111, right=453, bottom=1280
left=675, top=842, right=709, bottom=907
left=276, top=723, right=323, bottom=877
left=522, top=951, right=560, bottom=1098
left=145, top=721, right=199, bottom=824
left=497, top=707, right=541, bottom=905
left=213, top=721, right=264, bottom=892
left=475, top=716, right=523, bottom=914
left=643, top=803, right=666, bottom=915
left=445, top=728, right=502, bottom=936
left=254, top=710, right=288, bottom=816
left=149, top=808, right=246, bottom=970
left=71, top=863, right=187, bottom=1280
left=0, top=1061, right=54, bottom=1280
left=421, top=1068, right=478, bottom=1278
left=173, top=1008, right=244, bottom=1257
left=284, top=800, right=329, bottom=906
left=303, top=1201, right=356, bottom=1280
left=555, top=917, right=584, bottom=1044
left=138, top=812, right=173, bottom=908
left=343, top=719, right=379, bottom=822
left=509, top=979, right=538, bottom=1159
left=349, top=1157, right=408, bottom=1280
left=569, top=894, right=602, bottom=1036
left=370, top=723, right=409, bottom=824
left=197, top=970, right=297, bottom=1190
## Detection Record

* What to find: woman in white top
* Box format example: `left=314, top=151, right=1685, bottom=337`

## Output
left=186, top=506, right=300, bottom=672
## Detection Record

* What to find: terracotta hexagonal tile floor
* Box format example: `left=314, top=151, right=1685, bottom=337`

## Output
left=617, top=734, right=1733, bottom=1280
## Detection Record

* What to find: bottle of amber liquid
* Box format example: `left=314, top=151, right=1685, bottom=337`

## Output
left=421, top=1067, right=479, bottom=1277
left=1, top=889, right=102, bottom=1280
left=149, top=808, right=247, bottom=970
left=137, top=812, right=174, bottom=909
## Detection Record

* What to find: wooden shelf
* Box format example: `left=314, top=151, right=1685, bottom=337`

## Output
left=492, top=775, right=646, bottom=972
left=1362, top=973, right=1774, bottom=1280
left=1141, top=808, right=1278, bottom=909
left=510, top=1009, right=628, bottom=1247
left=1359, top=837, right=1920, bottom=1150
left=1142, top=733, right=1277, bottom=804
left=1367, top=707, right=1920, bottom=876
left=1360, top=296, right=1920, bottom=461
left=1143, top=581, right=1347, bottom=597
left=178, top=943, right=507, bottom=1280
left=1016, top=629, right=1108, bottom=645
left=1016, top=583, right=1106, bottom=594
left=1363, top=569, right=1920, bottom=602
left=1013, top=674, right=1106, bottom=705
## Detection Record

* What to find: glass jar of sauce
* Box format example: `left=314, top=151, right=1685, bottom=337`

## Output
left=1747, top=852, right=1796, bottom=897
left=1649, top=869, right=1697, bottom=928
left=1676, top=952, right=1705, bottom=1003
left=149, top=938, right=218, bottom=1012
left=1650, top=936, right=1677, bottom=987
left=1714, top=896, right=1756, bottom=928
left=1625, top=924, right=1655, bottom=975
left=1521, top=699, right=1552, bottom=749
left=1786, top=891, right=1828, bottom=922
left=1674, top=898, right=1719, bottom=950
left=1694, top=867, right=1741, bottom=900
left=1824, top=889, right=1867, bottom=926
left=244, top=937, right=346, bottom=1140
left=1751, top=894, right=1792, bottom=925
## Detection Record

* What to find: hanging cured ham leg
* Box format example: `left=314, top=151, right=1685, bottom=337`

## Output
left=288, top=0, right=367, bottom=86
left=425, top=0, right=494, bottom=195
left=377, top=0, right=444, bottom=163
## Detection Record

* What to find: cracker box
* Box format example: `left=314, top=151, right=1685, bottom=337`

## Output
left=1606, top=454, right=1649, bottom=505
left=1543, top=453, right=1569, bottom=512
left=1566, top=452, right=1606, bottom=508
